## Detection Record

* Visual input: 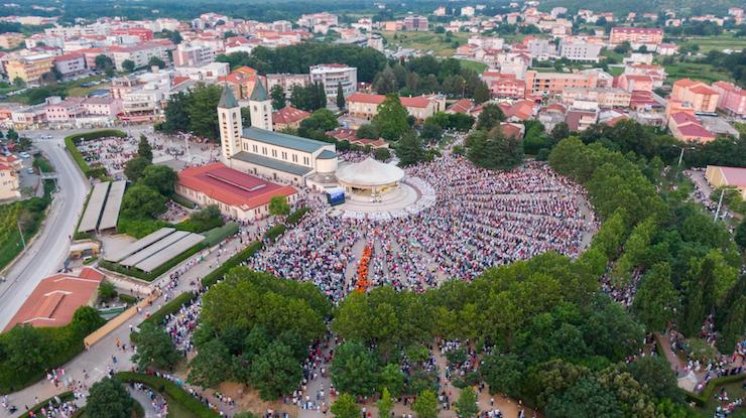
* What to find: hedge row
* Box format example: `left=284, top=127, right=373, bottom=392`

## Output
left=264, top=224, right=287, bottom=242
left=171, top=193, right=197, bottom=209
left=99, top=243, right=206, bottom=282
left=19, top=391, right=74, bottom=418
left=684, top=373, right=746, bottom=406
left=201, top=222, right=239, bottom=247
left=201, top=241, right=264, bottom=288
left=143, top=292, right=197, bottom=328
left=286, top=206, right=309, bottom=225
left=116, top=372, right=220, bottom=418
left=64, top=130, right=126, bottom=180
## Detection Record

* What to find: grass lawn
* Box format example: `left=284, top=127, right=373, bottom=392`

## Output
left=663, top=62, right=733, bottom=84
left=8, top=75, right=107, bottom=105
left=608, top=65, right=625, bottom=76
left=458, top=59, right=488, bottom=73
left=381, top=30, right=470, bottom=56
left=674, top=35, right=746, bottom=53
left=694, top=380, right=746, bottom=418
left=164, top=392, right=201, bottom=418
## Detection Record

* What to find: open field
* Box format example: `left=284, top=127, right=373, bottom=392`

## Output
left=381, top=30, right=470, bottom=56
left=458, top=59, right=488, bottom=73
left=663, top=62, right=733, bottom=84
left=673, top=35, right=746, bottom=53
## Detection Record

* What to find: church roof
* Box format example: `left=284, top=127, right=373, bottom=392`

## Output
left=250, top=80, right=269, bottom=101
left=218, top=85, right=238, bottom=109
left=242, top=127, right=329, bottom=153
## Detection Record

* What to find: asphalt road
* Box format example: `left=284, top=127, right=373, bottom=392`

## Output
left=0, top=133, right=90, bottom=331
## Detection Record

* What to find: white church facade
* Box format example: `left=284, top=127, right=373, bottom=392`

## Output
left=218, top=81, right=338, bottom=189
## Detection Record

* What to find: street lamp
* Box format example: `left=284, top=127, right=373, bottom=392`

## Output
left=673, top=144, right=696, bottom=167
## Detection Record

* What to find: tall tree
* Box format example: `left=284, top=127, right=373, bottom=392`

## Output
left=121, top=184, right=167, bottom=219
left=632, top=263, right=679, bottom=332
left=378, top=387, right=394, bottom=418
left=336, top=82, right=346, bottom=110
left=395, top=130, right=425, bottom=167
left=373, top=65, right=399, bottom=94
left=476, top=103, right=505, bottom=131
left=188, top=339, right=232, bottom=388
left=331, top=341, right=379, bottom=397
left=270, top=85, right=286, bottom=110
left=373, top=94, right=409, bottom=141
left=137, top=134, right=153, bottom=162
left=412, top=390, right=438, bottom=418
left=161, top=91, right=190, bottom=133
left=139, top=165, right=177, bottom=197
left=268, top=196, right=291, bottom=217
left=455, top=387, right=479, bottom=418
left=186, top=84, right=223, bottom=140
left=124, top=157, right=151, bottom=182
left=250, top=343, right=302, bottom=400
left=331, top=393, right=360, bottom=418
left=132, top=323, right=180, bottom=371
left=86, top=378, right=133, bottom=418
left=122, top=59, right=136, bottom=73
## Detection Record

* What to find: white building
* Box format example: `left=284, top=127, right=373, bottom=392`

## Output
left=309, top=64, right=358, bottom=102
left=218, top=85, right=338, bottom=188
left=173, top=43, right=215, bottom=67
left=558, top=41, right=603, bottom=62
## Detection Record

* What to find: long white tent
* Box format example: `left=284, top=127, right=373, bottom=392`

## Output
left=78, top=182, right=111, bottom=233
left=98, top=180, right=126, bottom=231
left=103, top=228, right=176, bottom=263
left=134, top=233, right=205, bottom=272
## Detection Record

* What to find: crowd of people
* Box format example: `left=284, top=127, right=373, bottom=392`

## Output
left=249, top=155, right=596, bottom=300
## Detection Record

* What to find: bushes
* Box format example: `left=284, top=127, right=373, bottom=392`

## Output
left=286, top=207, right=309, bottom=225
left=201, top=241, right=264, bottom=287
left=171, top=193, right=197, bottom=209
left=0, top=306, right=105, bottom=392
left=201, top=222, right=239, bottom=247
left=117, top=216, right=170, bottom=239
left=116, top=372, right=220, bottom=418
left=142, top=292, right=197, bottom=328
left=176, top=205, right=223, bottom=233
left=64, top=130, right=126, bottom=180
left=264, top=224, right=287, bottom=242
left=684, top=373, right=746, bottom=406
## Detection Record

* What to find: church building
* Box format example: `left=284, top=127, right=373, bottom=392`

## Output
left=218, top=82, right=338, bottom=188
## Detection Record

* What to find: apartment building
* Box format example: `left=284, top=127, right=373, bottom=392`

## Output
left=480, top=71, right=526, bottom=99
left=558, top=41, right=602, bottom=62
left=297, top=13, right=339, bottom=28
left=712, top=81, right=746, bottom=118
left=403, top=15, right=429, bottom=31
left=617, top=74, right=654, bottom=93
left=83, top=96, right=123, bottom=117
left=0, top=33, right=25, bottom=50
left=309, top=64, right=357, bottom=101
left=110, top=40, right=175, bottom=71
left=671, top=78, right=720, bottom=113
left=524, top=71, right=598, bottom=96
left=6, top=54, right=54, bottom=84
left=609, top=27, right=664, bottom=47
left=0, top=163, right=20, bottom=201
left=562, top=87, right=632, bottom=108
left=53, top=53, right=87, bottom=78
left=266, top=73, right=311, bottom=96
left=173, top=43, right=215, bottom=67
left=45, top=97, right=86, bottom=123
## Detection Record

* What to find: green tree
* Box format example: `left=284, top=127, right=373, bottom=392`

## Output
left=95, top=54, right=115, bottom=76
left=473, top=81, right=490, bottom=104
left=735, top=219, right=746, bottom=249
left=336, top=81, right=346, bottom=110
left=122, top=59, right=136, bottom=73
left=420, top=122, right=443, bottom=143
left=357, top=124, right=379, bottom=139
left=121, top=184, right=167, bottom=219
left=188, top=339, right=232, bottom=388
left=98, top=281, right=117, bottom=301
left=132, top=322, right=180, bottom=371
left=455, top=386, right=479, bottom=418
left=475, top=103, right=505, bottom=131
left=379, top=363, right=405, bottom=397
left=480, top=353, right=524, bottom=396
left=139, top=164, right=177, bottom=197
left=2, top=325, right=51, bottom=373
left=12, top=77, right=25, bottom=88
left=550, top=122, right=570, bottom=143
left=187, top=84, right=223, bottom=140
left=373, top=94, right=409, bottom=141
left=331, top=341, right=379, bottom=397
left=268, top=195, right=291, bottom=217
left=137, top=134, right=153, bottom=162
left=378, top=387, right=394, bottom=418
left=86, top=377, right=133, bottom=418
left=627, top=356, right=681, bottom=402
left=331, top=393, right=360, bottom=418
left=412, top=390, right=438, bottom=418
left=468, top=125, right=523, bottom=171
left=124, top=157, right=151, bottom=182
left=161, top=91, right=190, bottom=133
left=148, top=56, right=166, bottom=69
left=395, top=130, right=425, bottom=167
left=632, top=263, right=679, bottom=332
left=373, top=65, right=399, bottom=94
left=250, top=343, right=302, bottom=400
left=6, top=128, right=18, bottom=141
left=373, top=147, right=391, bottom=162
left=270, top=84, right=286, bottom=110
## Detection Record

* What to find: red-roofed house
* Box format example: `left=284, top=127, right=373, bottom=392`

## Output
left=272, top=106, right=310, bottom=130
left=446, top=99, right=475, bottom=114
left=176, top=162, right=298, bottom=221
left=220, top=66, right=264, bottom=101
left=53, top=52, right=87, bottom=78
left=617, top=74, right=654, bottom=93
left=668, top=112, right=716, bottom=143
left=347, top=93, right=445, bottom=121
left=706, top=166, right=746, bottom=199
left=3, top=268, right=105, bottom=331
left=326, top=128, right=389, bottom=149
left=671, top=79, right=720, bottom=113
left=566, top=108, right=598, bottom=132
left=481, top=71, right=526, bottom=99
left=500, top=122, right=525, bottom=139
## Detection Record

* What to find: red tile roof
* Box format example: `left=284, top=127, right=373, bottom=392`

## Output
left=272, top=106, right=310, bottom=125
left=4, top=268, right=105, bottom=331
left=719, top=166, right=746, bottom=187
left=347, top=93, right=433, bottom=109
left=178, top=163, right=296, bottom=210
left=446, top=99, right=475, bottom=114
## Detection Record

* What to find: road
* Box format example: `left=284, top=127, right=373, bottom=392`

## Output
left=0, top=133, right=90, bottom=331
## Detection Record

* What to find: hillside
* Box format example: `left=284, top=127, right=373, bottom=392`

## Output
left=537, top=0, right=744, bottom=17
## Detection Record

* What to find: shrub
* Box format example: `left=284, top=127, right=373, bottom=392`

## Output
left=176, top=205, right=223, bottom=233
left=116, top=372, right=220, bottom=418
left=264, top=224, right=287, bottom=242
left=201, top=241, right=264, bottom=287
left=201, top=222, right=239, bottom=247
left=286, top=207, right=310, bottom=225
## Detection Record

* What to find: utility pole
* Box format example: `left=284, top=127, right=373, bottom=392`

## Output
left=714, top=188, right=725, bottom=221
left=677, top=147, right=685, bottom=167
left=17, top=221, right=25, bottom=250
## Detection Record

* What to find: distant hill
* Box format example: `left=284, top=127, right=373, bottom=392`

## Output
left=537, top=0, right=744, bottom=17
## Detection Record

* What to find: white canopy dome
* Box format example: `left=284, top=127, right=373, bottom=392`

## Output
left=336, top=157, right=405, bottom=187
